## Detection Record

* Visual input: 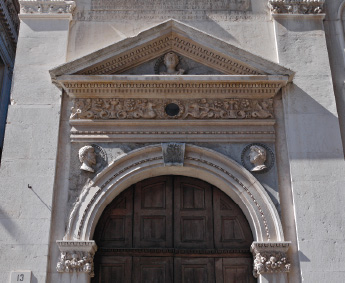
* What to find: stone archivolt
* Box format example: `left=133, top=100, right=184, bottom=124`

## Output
left=269, top=0, right=324, bottom=14
left=70, top=98, right=274, bottom=120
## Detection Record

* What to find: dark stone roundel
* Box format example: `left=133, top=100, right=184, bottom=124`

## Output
left=165, top=103, right=180, bottom=117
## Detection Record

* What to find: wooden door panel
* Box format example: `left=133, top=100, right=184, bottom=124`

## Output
left=134, top=176, right=173, bottom=248
left=93, top=176, right=255, bottom=283
left=133, top=257, right=173, bottom=283
left=213, top=188, right=253, bottom=249
left=215, top=258, right=255, bottom=283
left=174, top=176, right=214, bottom=249
left=95, top=187, right=133, bottom=248
left=96, top=256, right=132, bottom=283
left=175, top=258, right=215, bottom=283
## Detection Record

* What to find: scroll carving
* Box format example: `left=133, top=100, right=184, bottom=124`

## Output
left=269, top=0, right=324, bottom=14
left=70, top=98, right=274, bottom=120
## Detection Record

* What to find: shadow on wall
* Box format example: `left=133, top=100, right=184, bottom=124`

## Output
left=0, top=206, right=19, bottom=238
left=298, top=250, right=311, bottom=262
left=282, top=83, right=345, bottom=160
left=274, top=17, right=325, bottom=32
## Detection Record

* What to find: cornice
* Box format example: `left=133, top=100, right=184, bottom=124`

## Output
left=19, top=0, right=75, bottom=18
left=56, top=75, right=288, bottom=99
left=269, top=0, right=325, bottom=15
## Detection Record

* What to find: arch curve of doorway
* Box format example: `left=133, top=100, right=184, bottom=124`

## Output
left=65, top=144, right=284, bottom=243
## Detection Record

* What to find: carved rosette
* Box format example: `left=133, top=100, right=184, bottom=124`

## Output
left=251, top=242, right=291, bottom=278
left=19, top=0, right=76, bottom=15
left=268, top=0, right=324, bottom=14
left=56, top=241, right=97, bottom=277
left=70, top=98, right=274, bottom=120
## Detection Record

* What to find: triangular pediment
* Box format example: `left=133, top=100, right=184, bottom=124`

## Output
left=50, top=19, right=294, bottom=80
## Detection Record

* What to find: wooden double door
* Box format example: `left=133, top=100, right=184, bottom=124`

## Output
left=92, top=176, right=255, bottom=283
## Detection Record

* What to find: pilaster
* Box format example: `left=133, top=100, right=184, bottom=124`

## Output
left=271, top=1, right=345, bottom=282
left=0, top=1, right=74, bottom=282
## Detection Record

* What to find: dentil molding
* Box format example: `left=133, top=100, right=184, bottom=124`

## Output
left=251, top=241, right=291, bottom=278
left=269, top=0, right=325, bottom=14
left=19, top=0, right=76, bottom=15
left=56, top=240, right=97, bottom=277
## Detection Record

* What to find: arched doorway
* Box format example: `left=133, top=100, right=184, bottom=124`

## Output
left=92, top=175, right=255, bottom=282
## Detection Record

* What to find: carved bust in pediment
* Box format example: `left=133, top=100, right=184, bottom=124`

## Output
left=160, top=52, right=185, bottom=75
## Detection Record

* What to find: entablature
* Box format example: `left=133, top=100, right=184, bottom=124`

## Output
left=50, top=20, right=294, bottom=143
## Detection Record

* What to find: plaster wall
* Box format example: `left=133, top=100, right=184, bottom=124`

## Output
left=66, top=0, right=277, bottom=63
left=274, top=14, right=345, bottom=282
left=0, top=16, right=70, bottom=283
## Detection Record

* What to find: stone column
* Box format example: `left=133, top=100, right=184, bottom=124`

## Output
left=0, top=1, right=74, bottom=282
left=56, top=241, right=97, bottom=283
left=251, top=242, right=291, bottom=283
left=270, top=0, right=345, bottom=282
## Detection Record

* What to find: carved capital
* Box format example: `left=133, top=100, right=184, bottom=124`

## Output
left=56, top=240, right=97, bottom=277
left=251, top=241, right=291, bottom=278
left=19, top=0, right=76, bottom=15
left=162, top=143, right=185, bottom=166
left=268, top=0, right=324, bottom=15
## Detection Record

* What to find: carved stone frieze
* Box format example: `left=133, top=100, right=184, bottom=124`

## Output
left=268, top=0, right=324, bottom=14
left=56, top=240, right=97, bottom=277
left=19, top=0, right=76, bottom=15
left=70, top=98, right=274, bottom=120
left=162, top=143, right=185, bottom=166
left=251, top=242, right=291, bottom=278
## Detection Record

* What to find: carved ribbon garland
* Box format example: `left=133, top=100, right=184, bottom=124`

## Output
left=70, top=98, right=274, bottom=120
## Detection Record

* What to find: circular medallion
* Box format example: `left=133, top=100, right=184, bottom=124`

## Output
left=165, top=103, right=180, bottom=117
left=91, top=144, right=108, bottom=173
left=241, top=143, right=274, bottom=174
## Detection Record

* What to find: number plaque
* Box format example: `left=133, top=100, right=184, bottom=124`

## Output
left=10, top=271, right=31, bottom=283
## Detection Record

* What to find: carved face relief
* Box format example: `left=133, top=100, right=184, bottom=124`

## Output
left=79, top=146, right=97, bottom=173
left=249, top=145, right=267, bottom=172
left=161, top=52, right=185, bottom=75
